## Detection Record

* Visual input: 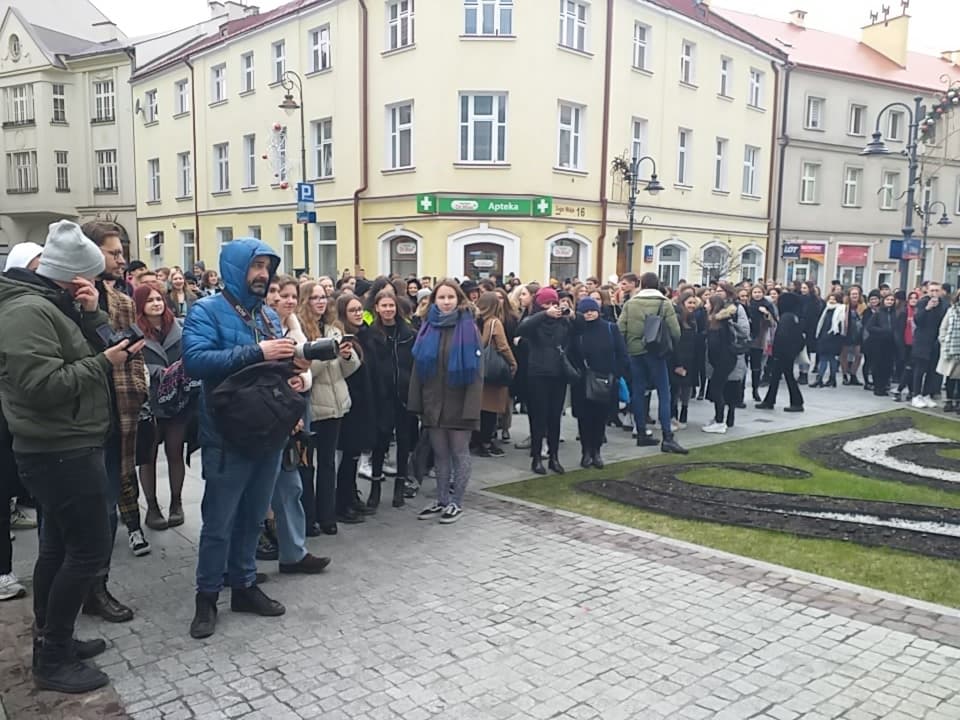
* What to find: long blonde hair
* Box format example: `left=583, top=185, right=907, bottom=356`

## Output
left=298, top=280, right=340, bottom=341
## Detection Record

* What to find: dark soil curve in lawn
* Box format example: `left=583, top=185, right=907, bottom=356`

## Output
left=578, top=461, right=960, bottom=559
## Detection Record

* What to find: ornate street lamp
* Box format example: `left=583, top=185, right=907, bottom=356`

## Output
left=278, top=70, right=310, bottom=274
left=612, top=154, right=663, bottom=272
left=918, top=181, right=953, bottom=282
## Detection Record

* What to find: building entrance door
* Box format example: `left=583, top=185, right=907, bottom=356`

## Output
left=464, top=242, right=503, bottom=280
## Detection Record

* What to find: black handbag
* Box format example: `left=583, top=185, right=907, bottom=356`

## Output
left=581, top=326, right=615, bottom=403
left=482, top=320, right=513, bottom=386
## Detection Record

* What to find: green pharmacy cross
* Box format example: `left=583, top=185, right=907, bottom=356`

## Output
left=417, top=194, right=553, bottom=217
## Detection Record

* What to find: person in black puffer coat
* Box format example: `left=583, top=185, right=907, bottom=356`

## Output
left=864, top=293, right=897, bottom=395
left=517, top=287, right=572, bottom=475
left=669, top=291, right=699, bottom=427
left=798, top=282, right=823, bottom=385
left=757, top=291, right=806, bottom=411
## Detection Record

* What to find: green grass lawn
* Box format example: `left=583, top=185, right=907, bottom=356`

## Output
left=492, top=410, right=960, bottom=607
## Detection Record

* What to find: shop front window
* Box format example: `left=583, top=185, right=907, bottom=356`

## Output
left=946, top=248, right=960, bottom=288
left=389, top=236, right=418, bottom=278
left=549, top=238, right=580, bottom=283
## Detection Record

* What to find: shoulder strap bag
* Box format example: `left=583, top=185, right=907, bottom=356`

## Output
left=580, top=324, right=616, bottom=404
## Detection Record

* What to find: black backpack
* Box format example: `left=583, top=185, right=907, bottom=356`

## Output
left=642, top=299, right=673, bottom=356
left=208, top=361, right=305, bottom=456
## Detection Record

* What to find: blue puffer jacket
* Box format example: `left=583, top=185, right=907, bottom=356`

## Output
left=183, top=238, right=282, bottom=446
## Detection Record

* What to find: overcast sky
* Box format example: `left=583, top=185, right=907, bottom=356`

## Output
left=95, top=0, right=960, bottom=56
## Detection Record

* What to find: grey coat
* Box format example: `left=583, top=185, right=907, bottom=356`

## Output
left=407, top=325, right=483, bottom=431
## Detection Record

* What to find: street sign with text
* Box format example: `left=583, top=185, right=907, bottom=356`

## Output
left=296, top=183, right=315, bottom=203
left=416, top=195, right=554, bottom=217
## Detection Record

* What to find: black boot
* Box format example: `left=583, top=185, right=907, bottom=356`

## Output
left=580, top=452, right=592, bottom=469
left=661, top=435, right=689, bottom=455
left=752, top=371, right=762, bottom=402
left=679, top=406, right=688, bottom=424
left=547, top=454, right=565, bottom=474
left=391, top=478, right=406, bottom=508
left=32, top=624, right=106, bottom=667
left=591, top=451, right=604, bottom=469
left=367, top=477, right=383, bottom=510
left=798, top=371, right=808, bottom=386
left=231, top=584, right=285, bottom=617
left=190, top=591, right=219, bottom=639
left=82, top=577, right=133, bottom=623
left=33, top=637, right=109, bottom=694
left=531, top=457, right=546, bottom=475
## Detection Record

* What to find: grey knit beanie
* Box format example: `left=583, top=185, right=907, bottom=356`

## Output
left=36, top=220, right=104, bottom=282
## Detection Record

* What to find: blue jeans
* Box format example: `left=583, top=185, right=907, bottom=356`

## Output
left=630, top=354, right=673, bottom=437
left=271, top=468, right=307, bottom=566
left=196, top=446, right=282, bottom=593
left=817, top=355, right=839, bottom=382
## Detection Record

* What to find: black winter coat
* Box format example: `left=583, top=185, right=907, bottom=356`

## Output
left=913, top=296, right=948, bottom=361
left=517, top=311, right=572, bottom=379
left=367, top=321, right=415, bottom=417
left=864, top=306, right=896, bottom=353
left=568, top=316, right=628, bottom=416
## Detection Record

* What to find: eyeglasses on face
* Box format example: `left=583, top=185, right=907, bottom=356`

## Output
left=105, top=249, right=124, bottom=260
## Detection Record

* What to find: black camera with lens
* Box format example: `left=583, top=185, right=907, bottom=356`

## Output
left=295, top=338, right=339, bottom=362
left=96, top=323, right=145, bottom=350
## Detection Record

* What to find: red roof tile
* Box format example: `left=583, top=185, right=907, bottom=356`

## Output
left=718, top=9, right=958, bottom=93
left=649, top=0, right=788, bottom=61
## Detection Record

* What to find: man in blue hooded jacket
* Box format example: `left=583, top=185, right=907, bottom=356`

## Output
left=183, top=239, right=304, bottom=639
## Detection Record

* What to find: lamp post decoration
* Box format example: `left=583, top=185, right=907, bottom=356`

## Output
left=918, top=75, right=958, bottom=143
left=611, top=153, right=664, bottom=273
left=262, top=121, right=295, bottom=190
left=916, top=181, right=953, bottom=282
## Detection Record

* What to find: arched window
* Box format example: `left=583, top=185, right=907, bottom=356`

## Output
left=657, top=243, right=686, bottom=288
left=740, top=248, right=762, bottom=283
left=700, top=245, right=729, bottom=285
left=549, top=238, right=580, bottom=283
left=389, top=235, right=418, bottom=277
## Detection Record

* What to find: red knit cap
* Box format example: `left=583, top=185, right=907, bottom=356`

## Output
left=535, top=287, right=560, bottom=306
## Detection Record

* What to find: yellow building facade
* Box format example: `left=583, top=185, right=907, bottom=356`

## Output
left=131, top=0, right=784, bottom=284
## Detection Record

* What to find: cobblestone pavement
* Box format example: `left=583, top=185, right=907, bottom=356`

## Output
left=3, top=388, right=960, bottom=719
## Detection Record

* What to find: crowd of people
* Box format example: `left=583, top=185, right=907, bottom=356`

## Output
left=1, top=222, right=959, bottom=696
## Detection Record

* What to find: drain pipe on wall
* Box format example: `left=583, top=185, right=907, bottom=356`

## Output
left=185, top=59, right=201, bottom=259
left=352, top=0, right=369, bottom=268
left=771, top=61, right=794, bottom=280
left=595, top=0, right=614, bottom=277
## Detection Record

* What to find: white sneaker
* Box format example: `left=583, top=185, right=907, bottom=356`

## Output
left=0, top=573, right=26, bottom=601
left=9, top=506, right=37, bottom=530
left=439, top=504, right=463, bottom=524
left=128, top=529, right=151, bottom=557
left=382, top=460, right=398, bottom=476
left=670, top=420, right=682, bottom=432
left=911, top=395, right=927, bottom=409
left=924, top=396, right=938, bottom=408
left=702, top=422, right=727, bottom=434
left=417, top=503, right=445, bottom=520
left=358, top=454, right=373, bottom=479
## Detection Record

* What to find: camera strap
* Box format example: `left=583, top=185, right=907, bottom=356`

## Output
left=221, top=289, right=275, bottom=342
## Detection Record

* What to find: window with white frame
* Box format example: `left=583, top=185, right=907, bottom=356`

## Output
left=742, top=145, right=759, bottom=196
left=557, top=102, right=584, bottom=170
left=559, top=0, right=588, bottom=52
left=95, top=149, right=117, bottom=191
left=677, top=128, right=691, bottom=185
left=174, top=79, right=190, bottom=115
left=387, top=0, right=415, bottom=49
left=842, top=166, right=863, bottom=207
left=243, top=134, right=256, bottom=187
left=315, top=223, right=338, bottom=278
left=247, top=225, right=262, bottom=239
left=680, top=40, right=696, bottom=85
left=177, top=151, right=192, bottom=197
left=147, top=158, right=160, bottom=201
left=631, top=117, right=647, bottom=162
left=5, top=84, right=34, bottom=125
left=6, top=151, right=37, bottom=192
left=464, top=0, right=513, bottom=35
left=309, top=26, right=331, bottom=72
left=701, top=245, right=729, bottom=285
left=144, top=89, right=158, bottom=123
left=459, top=93, right=507, bottom=162
left=657, top=244, right=684, bottom=289
left=849, top=104, right=866, bottom=136
left=800, top=162, right=819, bottom=204
left=181, top=229, right=196, bottom=270
left=748, top=68, right=763, bottom=108
left=211, top=64, right=227, bottom=103
left=880, top=170, right=900, bottom=210
left=389, top=236, right=419, bottom=277
left=213, top=142, right=229, bottom=192
left=387, top=102, right=413, bottom=169
left=279, top=224, right=294, bottom=271
left=312, top=118, right=334, bottom=178
left=805, top=96, right=824, bottom=129
left=272, top=41, right=285, bottom=83
left=877, top=269, right=894, bottom=289
left=719, top=56, right=732, bottom=97
left=741, top=248, right=761, bottom=283
left=241, top=52, right=255, bottom=92
left=52, top=84, right=65, bottom=122
left=55, top=150, right=69, bottom=191
left=633, top=22, right=649, bottom=70
left=217, top=227, right=233, bottom=246
left=887, top=110, right=904, bottom=141
left=923, top=177, right=939, bottom=207
left=714, top=138, right=728, bottom=192
left=93, top=80, right=114, bottom=121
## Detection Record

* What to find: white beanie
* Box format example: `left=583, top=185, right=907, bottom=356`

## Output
left=3, top=241, right=44, bottom=272
left=36, top=221, right=104, bottom=282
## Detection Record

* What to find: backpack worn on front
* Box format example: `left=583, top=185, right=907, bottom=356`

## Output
left=208, top=361, right=305, bottom=456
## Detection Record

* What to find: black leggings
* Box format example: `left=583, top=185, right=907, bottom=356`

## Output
left=577, top=400, right=608, bottom=455
left=713, top=380, right=742, bottom=427
left=527, top=376, right=566, bottom=456
left=480, top=411, right=498, bottom=445
left=309, top=418, right=341, bottom=529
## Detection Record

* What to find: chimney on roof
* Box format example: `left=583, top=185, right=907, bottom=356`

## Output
left=223, top=1, right=259, bottom=19
left=941, top=49, right=960, bottom=65
left=861, top=6, right=910, bottom=67
left=208, top=1, right=226, bottom=18
left=788, top=9, right=807, bottom=28
left=90, top=20, right=122, bottom=44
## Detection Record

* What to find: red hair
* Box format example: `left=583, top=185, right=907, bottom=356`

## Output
left=133, top=284, right=175, bottom=339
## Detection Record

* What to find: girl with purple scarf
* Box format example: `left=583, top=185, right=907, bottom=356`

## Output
left=408, top=280, right=483, bottom=524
